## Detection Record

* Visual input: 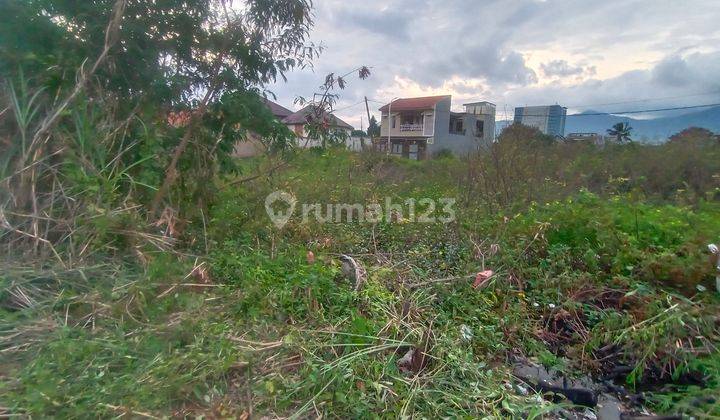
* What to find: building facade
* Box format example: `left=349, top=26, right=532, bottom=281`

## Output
left=514, top=105, right=567, bottom=137
left=283, top=105, right=354, bottom=147
left=377, top=95, right=495, bottom=159
left=565, top=132, right=608, bottom=146
left=233, top=98, right=294, bottom=157
left=233, top=99, right=355, bottom=156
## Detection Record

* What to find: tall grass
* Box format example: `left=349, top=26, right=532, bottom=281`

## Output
left=462, top=124, right=720, bottom=211
left=1, top=73, right=719, bottom=417
left=0, top=76, right=174, bottom=266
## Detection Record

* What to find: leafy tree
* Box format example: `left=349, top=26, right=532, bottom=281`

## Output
left=0, top=0, right=337, bottom=255
left=367, top=115, right=380, bottom=137
left=668, top=127, right=717, bottom=146
left=607, top=122, right=633, bottom=142
left=1, top=0, right=317, bottom=105
left=0, top=0, right=317, bottom=214
left=294, top=67, right=370, bottom=149
left=0, top=0, right=373, bottom=259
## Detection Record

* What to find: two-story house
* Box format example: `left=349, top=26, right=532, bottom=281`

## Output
left=377, top=95, right=495, bottom=159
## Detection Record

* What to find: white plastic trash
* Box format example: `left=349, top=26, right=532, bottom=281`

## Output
left=709, top=244, right=720, bottom=293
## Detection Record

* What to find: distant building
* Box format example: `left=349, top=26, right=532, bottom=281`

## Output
left=514, top=105, right=567, bottom=137
left=377, top=95, right=495, bottom=159
left=234, top=99, right=357, bottom=156
left=263, top=98, right=293, bottom=120
left=282, top=105, right=354, bottom=147
left=565, top=132, right=608, bottom=146
left=234, top=98, right=294, bottom=157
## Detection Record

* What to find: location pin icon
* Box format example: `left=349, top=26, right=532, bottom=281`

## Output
left=265, top=191, right=297, bottom=229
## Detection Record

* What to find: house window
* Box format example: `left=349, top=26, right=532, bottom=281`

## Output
left=450, top=118, right=463, bottom=134
left=391, top=115, right=396, bottom=129
left=401, top=113, right=423, bottom=125
left=391, top=143, right=402, bottom=155
left=475, top=120, right=484, bottom=137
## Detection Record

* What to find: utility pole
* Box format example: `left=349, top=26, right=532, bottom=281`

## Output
left=364, top=96, right=372, bottom=129
left=386, top=97, right=399, bottom=155
left=359, top=116, right=364, bottom=150
left=364, top=96, right=372, bottom=150
left=387, top=100, right=392, bottom=155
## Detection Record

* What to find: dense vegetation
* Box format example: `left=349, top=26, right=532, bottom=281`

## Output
left=1, top=0, right=720, bottom=418
left=3, top=138, right=720, bottom=417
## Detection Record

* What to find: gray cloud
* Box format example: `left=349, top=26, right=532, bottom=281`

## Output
left=266, top=0, right=720, bottom=128
left=495, top=51, right=539, bottom=85
left=418, top=44, right=538, bottom=87
left=652, top=55, right=693, bottom=87
left=541, top=60, right=595, bottom=78
left=333, top=8, right=411, bottom=41
left=648, top=51, right=720, bottom=95
left=503, top=51, right=720, bottom=113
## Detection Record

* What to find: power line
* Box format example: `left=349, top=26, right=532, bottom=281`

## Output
left=569, top=102, right=720, bottom=116
left=370, top=91, right=720, bottom=110
left=332, top=100, right=367, bottom=112
left=511, top=102, right=720, bottom=118
left=361, top=95, right=720, bottom=118
left=564, top=90, right=720, bottom=109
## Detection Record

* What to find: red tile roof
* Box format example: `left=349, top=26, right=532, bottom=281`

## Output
left=282, top=105, right=354, bottom=130
left=263, top=98, right=293, bottom=119
left=379, top=95, right=450, bottom=112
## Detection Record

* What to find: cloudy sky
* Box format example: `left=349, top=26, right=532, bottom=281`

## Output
left=267, top=0, right=720, bottom=129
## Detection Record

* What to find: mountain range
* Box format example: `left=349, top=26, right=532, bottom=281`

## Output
left=496, top=105, right=720, bottom=142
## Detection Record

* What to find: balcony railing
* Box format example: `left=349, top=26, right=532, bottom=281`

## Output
left=399, top=123, right=423, bottom=132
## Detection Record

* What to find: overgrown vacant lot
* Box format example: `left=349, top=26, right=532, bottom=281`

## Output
left=2, top=1, right=720, bottom=417
left=3, top=148, right=720, bottom=418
